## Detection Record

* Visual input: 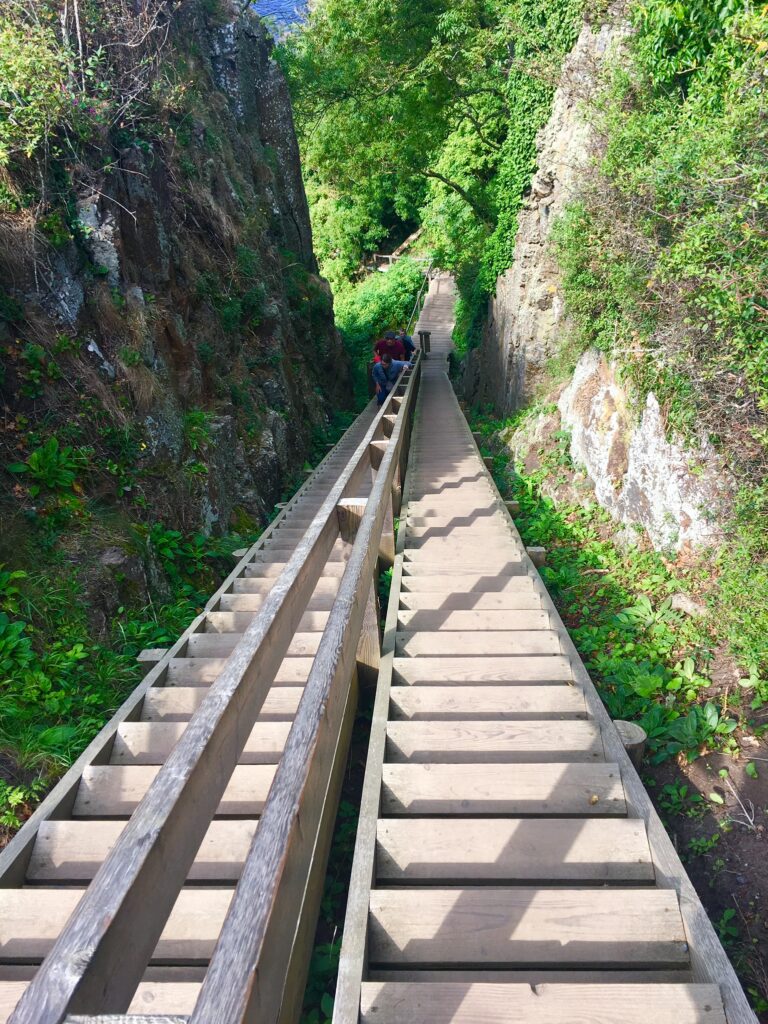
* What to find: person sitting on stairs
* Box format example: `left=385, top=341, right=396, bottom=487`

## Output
left=372, top=352, right=409, bottom=406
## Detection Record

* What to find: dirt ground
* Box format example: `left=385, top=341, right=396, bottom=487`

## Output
left=647, top=736, right=768, bottom=1020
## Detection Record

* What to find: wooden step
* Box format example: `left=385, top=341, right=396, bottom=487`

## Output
left=74, top=764, right=275, bottom=817
left=264, top=546, right=350, bottom=562
left=142, top=686, right=303, bottom=722
left=368, top=888, right=689, bottom=968
left=112, top=721, right=290, bottom=765
left=218, top=592, right=337, bottom=612
left=400, top=576, right=534, bottom=593
left=27, top=819, right=258, bottom=882
left=375, top=818, right=653, bottom=883
left=359, top=982, right=725, bottom=1024
left=395, top=631, right=561, bottom=657
left=232, top=577, right=339, bottom=595
left=0, top=888, right=233, bottom=963
left=398, top=593, right=543, bottom=611
left=393, top=656, right=573, bottom=685
left=244, top=562, right=347, bottom=578
left=205, top=610, right=329, bottom=632
left=0, top=980, right=203, bottom=1023
left=385, top=721, right=604, bottom=763
left=403, top=552, right=524, bottom=566
left=185, top=631, right=319, bottom=658
left=389, top=685, right=586, bottom=720
left=380, top=763, right=625, bottom=816
left=166, top=656, right=314, bottom=686
left=397, top=610, right=549, bottom=631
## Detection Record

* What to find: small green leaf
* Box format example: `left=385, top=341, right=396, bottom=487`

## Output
left=5, top=462, right=27, bottom=474
left=320, top=993, right=334, bottom=1018
left=745, top=762, right=758, bottom=779
left=708, top=792, right=724, bottom=805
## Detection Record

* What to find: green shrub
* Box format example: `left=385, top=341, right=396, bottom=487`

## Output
left=0, top=18, right=71, bottom=165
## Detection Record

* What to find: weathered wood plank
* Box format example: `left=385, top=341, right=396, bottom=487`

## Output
left=0, top=889, right=232, bottom=963
left=399, top=574, right=534, bottom=592
left=397, top=592, right=543, bottom=611
left=28, top=820, right=257, bottom=882
left=393, top=656, right=573, bottom=684
left=395, top=630, right=561, bottom=657
left=141, top=687, right=302, bottom=722
left=397, top=609, right=549, bottom=631
left=359, top=983, right=725, bottom=1024
left=2, top=983, right=201, bottom=1024
left=388, top=685, right=586, bottom=720
left=380, top=762, right=626, bottom=816
left=185, top=631, right=320, bottom=658
left=368, top=888, right=689, bottom=968
left=385, top=720, right=604, bottom=763
left=376, top=818, right=654, bottom=883
left=111, top=722, right=290, bottom=765
left=74, top=765, right=275, bottom=818
left=165, top=656, right=314, bottom=686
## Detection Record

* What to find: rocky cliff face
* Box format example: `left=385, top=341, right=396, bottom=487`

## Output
left=497, top=349, right=734, bottom=552
left=1, top=0, right=350, bottom=544
left=464, top=18, right=623, bottom=414
left=463, top=12, right=733, bottom=553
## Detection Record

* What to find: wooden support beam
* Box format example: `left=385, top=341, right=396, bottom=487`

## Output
left=483, top=456, right=494, bottom=472
left=527, top=546, right=546, bottom=568
left=505, top=500, right=520, bottom=516
left=472, top=432, right=483, bottom=447
left=136, top=649, right=167, bottom=665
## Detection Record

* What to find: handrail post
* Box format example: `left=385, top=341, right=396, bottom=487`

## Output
left=337, top=498, right=381, bottom=689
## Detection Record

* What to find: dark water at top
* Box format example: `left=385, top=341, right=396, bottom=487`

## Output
left=252, top=0, right=307, bottom=33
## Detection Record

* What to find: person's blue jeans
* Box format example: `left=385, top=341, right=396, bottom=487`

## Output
left=376, top=387, right=392, bottom=406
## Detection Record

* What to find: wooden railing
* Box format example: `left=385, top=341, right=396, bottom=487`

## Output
left=7, top=359, right=421, bottom=1024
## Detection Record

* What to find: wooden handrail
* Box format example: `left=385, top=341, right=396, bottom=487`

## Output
left=0, top=406, right=361, bottom=889
left=9, top=362, right=420, bottom=1024
left=190, top=359, right=421, bottom=1024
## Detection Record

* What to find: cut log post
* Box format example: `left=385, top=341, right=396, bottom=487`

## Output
left=472, top=431, right=483, bottom=447
left=505, top=500, right=520, bottom=516
left=483, top=456, right=494, bottom=472
left=231, top=548, right=248, bottom=560
left=615, top=720, right=648, bottom=770
left=526, top=546, right=547, bottom=568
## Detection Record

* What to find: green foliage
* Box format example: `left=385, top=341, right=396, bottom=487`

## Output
left=6, top=436, right=90, bottom=497
left=554, top=0, right=768, bottom=460
left=0, top=524, right=258, bottom=832
left=334, top=259, right=424, bottom=403
left=0, top=18, right=71, bottom=166
left=283, top=0, right=585, bottom=298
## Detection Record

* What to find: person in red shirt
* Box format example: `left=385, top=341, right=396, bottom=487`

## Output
left=373, top=331, right=406, bottom=362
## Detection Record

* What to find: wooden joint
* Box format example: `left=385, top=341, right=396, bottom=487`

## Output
left=526, top=546, right=546, bottom=568
left=369, top=439, right=388, bottom=471
left=336, top=498, right=367, bottom=543
left=382, top=414, right=397, bottom=438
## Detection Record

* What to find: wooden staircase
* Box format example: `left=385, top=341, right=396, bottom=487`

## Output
left=0, top=274, right=756, bottom=1024
left=333, top=275, right=754, bottom=1024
